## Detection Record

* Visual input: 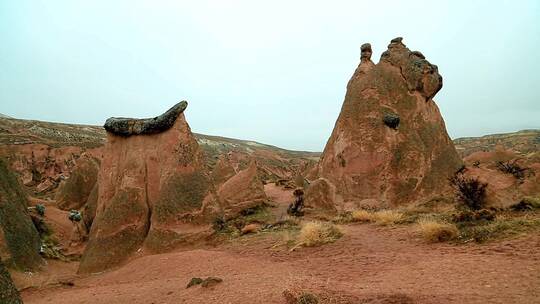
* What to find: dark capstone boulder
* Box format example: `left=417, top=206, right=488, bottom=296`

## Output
left=383, top=113, right=400, bottom=129
left=0, top=258, right=22, bottom=304
left=104, top=101, right=188, bottom=136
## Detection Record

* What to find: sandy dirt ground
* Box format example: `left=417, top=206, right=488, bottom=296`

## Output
left=20, top=186, right=540, bottom=304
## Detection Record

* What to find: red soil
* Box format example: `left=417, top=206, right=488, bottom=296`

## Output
left=19, top=186, right=540, bottom=304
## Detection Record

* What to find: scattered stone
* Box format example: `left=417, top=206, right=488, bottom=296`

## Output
left=186, top=277, right=203, bottom=288
left=201, top=277, right=223, bottom=288
left=59, top=280, right=75, bottom=287
left=68, top=210, right=82, bottom=222
left=241, top=223, right=260, bottom=235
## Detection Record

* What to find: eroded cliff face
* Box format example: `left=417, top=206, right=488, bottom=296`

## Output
left=314, top=38, right=462, bottom=209
left=0, top=159, right=42, bottom=271
left=79, top=102, right=218, bottom=274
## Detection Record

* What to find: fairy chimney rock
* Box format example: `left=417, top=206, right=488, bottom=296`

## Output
left=314, top=38, right=462, bottom=210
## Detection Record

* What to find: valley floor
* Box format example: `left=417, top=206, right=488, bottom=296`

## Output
left=19, top=186, right=540, bottom=304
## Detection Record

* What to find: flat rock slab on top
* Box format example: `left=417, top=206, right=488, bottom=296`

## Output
left=104, top=101, right=188, bottom=136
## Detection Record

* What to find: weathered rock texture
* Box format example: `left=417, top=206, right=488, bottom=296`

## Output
left=0, top=258, right=22, bottom=304
left=304, top=178, right=337, bottom=212
left=79, top=102, right=218, bottom=274
left=314, top=38, right=462, bottom=208
left=0, top=159, right=42, bottom=271
left=217, top=161, right=267, bottom=218
left=55, top=154, right=99, bottom=210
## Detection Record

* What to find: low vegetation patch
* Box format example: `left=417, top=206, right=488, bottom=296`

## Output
left=417, top=218, right=458, bottom=242
left=510, top=196, right=540, bottom=211
left=212, top=204, right=275, bottom=237
left=456, top=214, right=540, bottom=243
left=496, top=160, right=532, bottom=180
left=283, top=289, right=319, bottom=304
left=297, top=221, right=343, bottom=247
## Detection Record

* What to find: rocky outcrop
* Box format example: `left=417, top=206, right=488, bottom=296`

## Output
left=55, top=154, right=99, bottom=210
left=304, top=178, right=337, bottom=212
left=0, top=159, right=42, bottom=271
left=462, top=149, right=540, bottom=207
left=313, top=38, right=462, bottom=209
left=217, top=161, right=267, bottom=218
left=0, top=258, right=22, bottom=304
left=79, top=102, right=217, bottom=274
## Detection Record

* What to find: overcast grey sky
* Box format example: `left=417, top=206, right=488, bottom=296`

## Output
left=1, top=1, right=539, bottom=151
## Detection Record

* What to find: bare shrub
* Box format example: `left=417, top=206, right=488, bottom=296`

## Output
left=449, top=170, right=487, bottom=210
left=496, top=160, right=532, bottom=180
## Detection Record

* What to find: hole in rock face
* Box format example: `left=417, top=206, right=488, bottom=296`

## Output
left=383, top=113, right=400, bottom=129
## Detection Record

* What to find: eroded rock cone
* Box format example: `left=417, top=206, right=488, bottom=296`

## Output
left=0, top=159, right=42, bottom=271
left=211, top=155, right=237, bottom=187
left=55, top=154, right=99, bottom=211
left=217, top=161, right=267, bottom=218
left=314, top=38, right=462, bottom=208
left=79, top=101, right=218, bottom=274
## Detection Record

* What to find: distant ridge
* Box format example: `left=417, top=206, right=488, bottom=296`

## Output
left=0, top=113, right=12, bottom=119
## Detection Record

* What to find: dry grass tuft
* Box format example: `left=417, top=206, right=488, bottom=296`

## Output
left=350, top=209, right=403, bottom=225
left=372, top=210, right=403, bottom=225
left=297, top=221, right=343, bottom=247
left=351, top=210, right=373, bottom=222
left=417, top=218, right=458, bottom=242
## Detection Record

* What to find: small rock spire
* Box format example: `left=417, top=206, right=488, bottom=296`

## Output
left=360, top=43, right=372, bottom=63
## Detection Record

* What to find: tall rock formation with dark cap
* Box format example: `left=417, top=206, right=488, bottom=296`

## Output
left=312, top=38, right=461, bottom=210
left=79, top=101, right=219, bottom=274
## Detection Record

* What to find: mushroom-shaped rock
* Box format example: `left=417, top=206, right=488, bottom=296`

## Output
left=318, top=38, right=462, bottom=208
left=79, top=101, right=217, bottom=274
